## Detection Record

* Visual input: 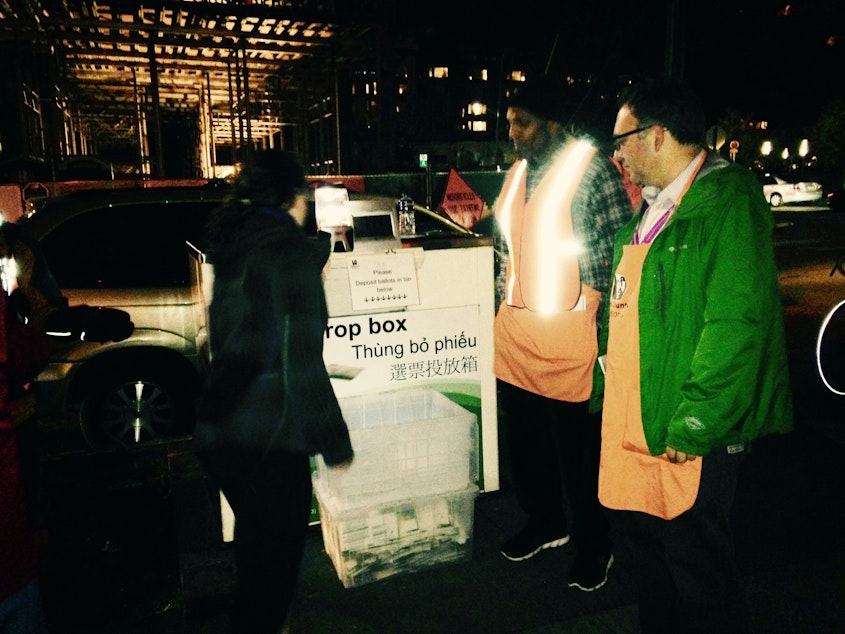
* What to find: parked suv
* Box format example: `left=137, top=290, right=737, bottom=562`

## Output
left=23, top=183, right=476, bottom=448
left=21, top=184, right=229, bottom=447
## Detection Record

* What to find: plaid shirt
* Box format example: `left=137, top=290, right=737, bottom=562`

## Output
left=568, top=150, right=635, bottom=294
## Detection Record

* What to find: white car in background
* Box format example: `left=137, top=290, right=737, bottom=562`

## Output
left=760, top=173, right=823, bottom=207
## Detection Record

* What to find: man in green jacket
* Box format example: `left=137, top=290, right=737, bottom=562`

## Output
left=591, top=76, right=793, bottom=633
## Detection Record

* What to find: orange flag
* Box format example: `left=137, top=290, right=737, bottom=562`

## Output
left=439, top=168, right=484, bottom=229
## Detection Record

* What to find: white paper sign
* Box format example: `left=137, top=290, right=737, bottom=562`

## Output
left=347, top=252, right=420, bottom=310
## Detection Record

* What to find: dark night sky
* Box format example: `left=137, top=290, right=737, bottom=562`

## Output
left=401, top=0, right=845, bottom=129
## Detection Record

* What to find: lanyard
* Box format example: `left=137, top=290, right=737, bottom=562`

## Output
left=632, top=152, right=707, bottom=245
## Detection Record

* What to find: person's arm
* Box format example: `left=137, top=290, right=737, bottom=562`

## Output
left=665, top=184, right=778, bottom=457
left=577, top=154, right=635, bottom=297
left=277, top=244, right=353, bottom=467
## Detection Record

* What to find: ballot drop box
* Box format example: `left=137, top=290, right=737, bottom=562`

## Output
left=315, top=230, right=496, bottom=586
left=190, top=208, right=498, bottom=587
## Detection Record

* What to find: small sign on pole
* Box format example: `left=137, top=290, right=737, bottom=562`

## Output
left=729, top=140, right=739, bottom=162
left=439, top=168, right=484, bottom=229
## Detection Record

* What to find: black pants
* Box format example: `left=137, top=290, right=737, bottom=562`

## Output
left=198, top=447, right=312, bottom=634
left=498, top=380, right=611, bottom=556
left=617, top=448, right=750, bottom=634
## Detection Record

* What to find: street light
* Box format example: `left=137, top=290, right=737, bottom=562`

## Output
left=798, top=139, right=809, bottom=178
left=781, top=147, right=792, bottom=174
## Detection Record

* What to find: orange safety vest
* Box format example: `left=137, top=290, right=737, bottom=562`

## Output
left=496, top=139, right=597, bottom=314
left=493, top=139, right=601, bottom=401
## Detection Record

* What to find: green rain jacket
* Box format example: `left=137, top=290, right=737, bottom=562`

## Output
left=590, top=154, right=793, bottom=456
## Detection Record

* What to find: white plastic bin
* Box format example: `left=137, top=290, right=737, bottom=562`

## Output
left=315, top=480, right=478, bottom=588
left=313, top=388, right=478, bottom=509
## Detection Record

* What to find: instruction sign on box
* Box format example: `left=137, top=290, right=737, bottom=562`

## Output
left=347, top=252, right=420, bottom=310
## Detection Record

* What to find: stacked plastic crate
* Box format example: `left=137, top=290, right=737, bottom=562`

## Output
left=312, top=388, right=479, bottom=588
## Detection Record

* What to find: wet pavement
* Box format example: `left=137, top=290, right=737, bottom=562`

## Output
left=36, top=373, right=845, bottom=633
left=38, top=443, right=181, bottom=632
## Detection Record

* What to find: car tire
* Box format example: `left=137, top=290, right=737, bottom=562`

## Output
left=770, top=192, right=783, bottom=207
left=79, top=366, right=191, bottom=448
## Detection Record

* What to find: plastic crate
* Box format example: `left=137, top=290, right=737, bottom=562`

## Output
left=315, top=481, right=478, bottom=588
left=313, top=388, right=478, bottom=509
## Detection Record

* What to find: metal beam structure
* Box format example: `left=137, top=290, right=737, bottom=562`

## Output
left=0, top=0, right=391, bottom=173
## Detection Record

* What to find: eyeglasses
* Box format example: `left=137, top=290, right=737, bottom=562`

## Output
left=611, top=124, right=655, bottom=151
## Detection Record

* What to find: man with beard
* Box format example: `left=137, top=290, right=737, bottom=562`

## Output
left=492, top=76, right=632, bottom=591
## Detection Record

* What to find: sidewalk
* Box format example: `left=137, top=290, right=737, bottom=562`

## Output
left=40, top=406, right=845, bottom=633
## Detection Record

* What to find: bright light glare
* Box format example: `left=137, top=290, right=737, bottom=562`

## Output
left=498, top=160, right=527, bottom=305
left=761, top=141, right=773, bottom=156
left=799, top=139, right=809, bottom=157
left=533, top=140, right=594, bottom=315
left=497, top=141, right=594, bottom=315
left=0, top=256, right=18, bottom=294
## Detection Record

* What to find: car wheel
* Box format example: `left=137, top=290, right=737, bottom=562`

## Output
left=79, top=370, right=187, bottom=447
left=770, top=192, right=783, bottom=207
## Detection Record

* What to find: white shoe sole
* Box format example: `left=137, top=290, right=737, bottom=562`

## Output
left=567, top=553, right=614, bottom=591
left=501, top=535, right=570, bottom=561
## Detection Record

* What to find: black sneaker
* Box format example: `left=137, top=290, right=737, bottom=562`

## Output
left=500, top=527, right=570, bottom=561
left=567, top=552, right=614, bottom=592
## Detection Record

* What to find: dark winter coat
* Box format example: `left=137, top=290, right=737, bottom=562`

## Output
left=194, top=207, right=353, bottom=467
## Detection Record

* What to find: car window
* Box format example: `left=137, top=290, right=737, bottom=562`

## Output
left=38, top=200, right=217, bottom=288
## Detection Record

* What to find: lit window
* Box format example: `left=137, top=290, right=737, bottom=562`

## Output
left=471, top=121, right=487, bottom=132
left=509, top=71, right=526, bottom=82
left=481, top=69, right=488, bottom=81
left=468, top=102, right=487, bottom=116
left=430, top=67, right=449, bottom=79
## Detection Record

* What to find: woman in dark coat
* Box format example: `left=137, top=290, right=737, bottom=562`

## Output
left=194, top=150, right=353, bottom=634
left=0, top=237, right=51, bottom=632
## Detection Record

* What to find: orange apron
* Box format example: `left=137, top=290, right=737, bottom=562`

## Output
left=494, top=284, right=601, bottom=400
left=598, top=243, right=702, bottom=519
